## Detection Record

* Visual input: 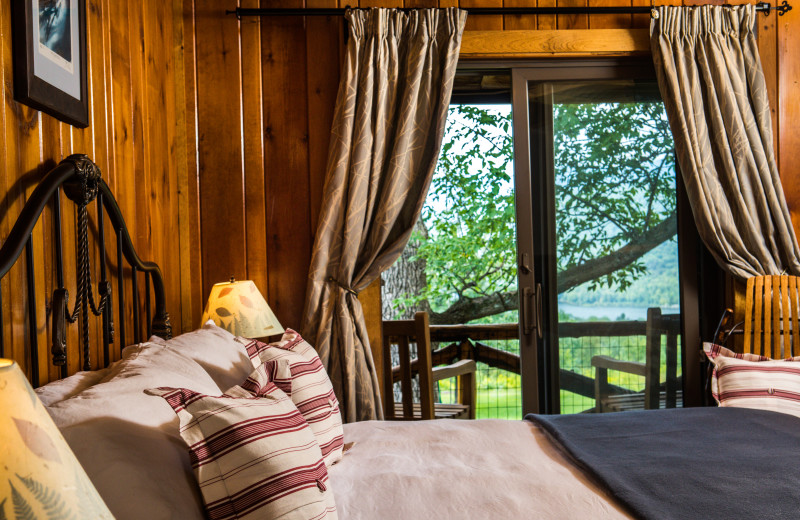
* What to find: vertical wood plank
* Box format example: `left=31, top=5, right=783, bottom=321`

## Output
left=306, top=6, right=342, bottom=246
left=126, top=2, right=148, bottom=345
left=557, top=0, right=587, bottom=30
left=537, top=0, right=557, bottom=30
left=460, top=0, right=504, bottom=31
left=109, top=0, right=136, bottom=356
left=86, top=0, right=108, bottom=369
left=41, top=118, right=62, bottom=381
left=262, top=0, right=312, bottom=327
left=195, top=0, right=247, bottom=299
left=589, top=0, right=631, bottom=30
left=149, top=0, right=181, bottom=335
left=503, top=0, right=537, bottom=31
left=176, top=0, right=203, bottom=332
left=240, top=0, right=269, bottom=303
left=778, top=2, right=800, bottom=236
left=757, top=0, right=778, bottom=166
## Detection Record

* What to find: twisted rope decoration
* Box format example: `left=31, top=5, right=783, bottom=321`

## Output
left=62, top=155, right=111, bottom=371
left=65, top=204, right=110, bottom=323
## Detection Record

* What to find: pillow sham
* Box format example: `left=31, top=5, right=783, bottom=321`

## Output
left=238, top=330, right=344, bottom=467
left=703, top=342, right=800, bottom=418
left=146, top=360, right=337, bottom=520
left=153, top=320, right=254, bottom=391
left=45, top=341, right=223, bottom=520
left=35, top=366, right=114, bottom=406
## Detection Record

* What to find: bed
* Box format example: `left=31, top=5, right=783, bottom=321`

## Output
left=5, top=156, right=800, bottom=520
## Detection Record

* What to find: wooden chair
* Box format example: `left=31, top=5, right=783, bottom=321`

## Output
left=742, top=275, right=800, bottom=358
left=591, top=308, right=681, bottom=412
left=382, top=311, right=477, bottom=420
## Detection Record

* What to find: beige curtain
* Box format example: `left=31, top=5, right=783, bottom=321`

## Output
left=301, top=8, right=466, bottom=422
left=651, top=5, right=800, bottom=278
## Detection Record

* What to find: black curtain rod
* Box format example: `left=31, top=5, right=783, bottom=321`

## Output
left=228, top=1, right=791, bottom=18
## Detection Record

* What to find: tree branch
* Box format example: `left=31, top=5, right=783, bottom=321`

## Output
left=427, top=213, right=677, bottom=324
left=556, top=212, right=677, bottom=293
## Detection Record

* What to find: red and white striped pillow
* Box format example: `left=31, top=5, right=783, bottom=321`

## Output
left=704, top=342, right=800, bottom=418
left=146, top=361, right=337, bottom=520
left=238, top=330, right=344, bottom=467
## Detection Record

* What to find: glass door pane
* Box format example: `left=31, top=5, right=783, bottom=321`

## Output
left=382, top=100, right=530, bottom=420
left=530, top=79, right=683, bottom=414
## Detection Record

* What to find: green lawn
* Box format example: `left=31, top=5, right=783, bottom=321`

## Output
left=476, top=388, right=522, bottom=419
left=465, top=389, right=595, bottom=418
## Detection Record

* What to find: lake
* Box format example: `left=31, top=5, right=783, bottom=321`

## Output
left=558, top=303, right=680, bottom=321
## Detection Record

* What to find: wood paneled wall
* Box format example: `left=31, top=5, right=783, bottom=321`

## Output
left=0, top=1, right=195, bottom=385
left=186, top=0, right=800, bottom=335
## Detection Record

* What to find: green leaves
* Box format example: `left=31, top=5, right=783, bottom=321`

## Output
left=414, top=105, right=518, bottom=314
left=392, top=98, right=677, bottom=323
left=553, top=101, right=676, bottom=290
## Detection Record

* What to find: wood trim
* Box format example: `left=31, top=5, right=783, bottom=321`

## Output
left=459, top=28, right=650, bottom=59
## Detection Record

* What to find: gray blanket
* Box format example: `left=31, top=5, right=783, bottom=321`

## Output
left=526, top=407, right=800, bottom=520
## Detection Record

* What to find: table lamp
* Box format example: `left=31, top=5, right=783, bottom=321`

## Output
left=0, top=359, right=113, bottom=518
left=201, top=278, right=284, bottom=338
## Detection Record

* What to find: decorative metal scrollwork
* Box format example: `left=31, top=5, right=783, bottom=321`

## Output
left=152, top=311, right=173, bottom=340
left=62, top=154, right=101, bottom=205
left=57, top=154, right=111, bottom=371
left=51, top=288, right=68, bottom=367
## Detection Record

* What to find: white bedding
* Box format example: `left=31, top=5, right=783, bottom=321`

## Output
left=36, top=327, right=632, bottom=519
left=329, top=419, right=631, bottom=519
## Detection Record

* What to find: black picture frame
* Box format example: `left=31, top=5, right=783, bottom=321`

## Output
left=12, top=0, right=89, bottom=128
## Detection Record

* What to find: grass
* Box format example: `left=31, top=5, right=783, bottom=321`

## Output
left=476, top=388, right=522, bottom=419
left=438, top=379, right=596, bottom=419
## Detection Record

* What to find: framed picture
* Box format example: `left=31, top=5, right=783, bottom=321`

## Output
left=12, top=0, right=89, bottom=128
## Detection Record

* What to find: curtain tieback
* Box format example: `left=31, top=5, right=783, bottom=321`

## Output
left=327, top=276, right=359, bottom=297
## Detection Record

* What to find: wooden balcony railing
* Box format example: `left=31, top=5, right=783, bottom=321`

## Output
left=424, top=320, right=667, bottom=400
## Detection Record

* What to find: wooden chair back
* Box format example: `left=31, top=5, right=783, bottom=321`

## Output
left=592, top=307, right=681, bottom=412
left=382, top=311, right=435, bottom=420
left=743, top=275, right=800, bottom=358
left=643, top=307, right=681, bottom=409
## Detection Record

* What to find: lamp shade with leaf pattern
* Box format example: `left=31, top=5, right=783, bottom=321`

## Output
left=200, top=279, right=284, bottom=338
left=0, top=359, right=113, bottom=519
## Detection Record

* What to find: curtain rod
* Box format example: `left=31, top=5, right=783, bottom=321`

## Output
left=228, top=1, right=791, bottom=19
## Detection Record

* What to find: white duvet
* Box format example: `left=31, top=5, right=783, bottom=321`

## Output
left=329, top=419, right=631, bottom=519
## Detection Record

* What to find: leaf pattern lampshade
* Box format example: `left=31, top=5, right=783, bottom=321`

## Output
left=0, top=359, right=114, bottom=519
left=201, top=279, right=285, bottom=338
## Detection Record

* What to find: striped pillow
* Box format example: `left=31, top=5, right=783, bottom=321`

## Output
left=238, top=330, right=344, bottom=467
left=146, top=361, right=337, bottom=520
left=704, top=342, right=800, bottom=418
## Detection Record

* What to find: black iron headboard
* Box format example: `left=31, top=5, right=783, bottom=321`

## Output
left=0, top=154, right=171, bottom=385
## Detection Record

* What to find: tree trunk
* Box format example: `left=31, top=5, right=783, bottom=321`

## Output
left=381, top=219, right=431, bottom=320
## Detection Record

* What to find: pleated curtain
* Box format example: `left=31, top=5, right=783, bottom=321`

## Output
left=651, top=5, right=800, bottom=278
left=301, top=8, right=466, bottom=422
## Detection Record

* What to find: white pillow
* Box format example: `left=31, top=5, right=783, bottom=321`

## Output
left=155, top=321, right=254, bottom=391
left=46, top=341, right=221, bottom=520
left=35, top=366, right=114, bottom=406
left=704, top=342, right=800, bottom=418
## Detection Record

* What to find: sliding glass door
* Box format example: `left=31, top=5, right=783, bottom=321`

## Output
left=383, top=59, right=705, bottom=418
left=513, top=60, right=696, bottom=414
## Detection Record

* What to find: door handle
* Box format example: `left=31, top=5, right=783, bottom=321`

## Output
left=523, top=284, right=544, bottom=337
left=523, top=287, right=533, bottom=335
left=535, top=283, right=543, bottom=338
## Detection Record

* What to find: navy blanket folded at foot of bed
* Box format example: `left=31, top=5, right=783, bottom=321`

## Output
left=526, top=407, right=800, bottom=520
